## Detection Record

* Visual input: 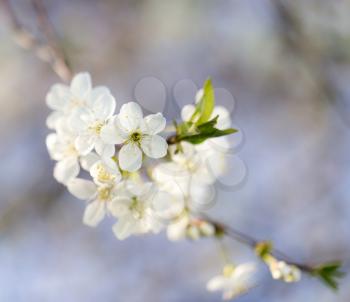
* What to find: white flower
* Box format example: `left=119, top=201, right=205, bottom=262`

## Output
left=167, top=213, right=215, bottom=241
left=69, top=87, right=116, bottom=158
left=152, top=163, right=216, bottom=213
left=110, top=180, right=168, bottom=240
left=46, top=117, right=100, bottom=184
left=169, top=142, right=226, bottom=185
left=46, top=72, right=94, bottom=129
left=90, top=159, right=121, bottom=186
left=46, top=132, right=80, bottom=184
left=101, top=102, right=168, bottom=172
left=265, top=257, right=301, bottom=283
left=67, top=160, right=122, bottom=226
left=207, top=263, right=257, bottom=300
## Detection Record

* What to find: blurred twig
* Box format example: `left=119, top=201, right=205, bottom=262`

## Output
left=207, top=217, right=313, bottom=273
left=1, top=0, right=72, bottom=82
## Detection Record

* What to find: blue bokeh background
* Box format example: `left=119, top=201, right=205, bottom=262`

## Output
left=0, top=1, right=349, bottom=301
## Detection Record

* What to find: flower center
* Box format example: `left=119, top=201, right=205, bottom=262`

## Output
left=98, top=187, right=112, bottom=201
left=96, top=164, right=116, bottom=183
left=89, top=121, right=104, bottom=134
left=65, top=143, right=78, bottom=157
left=223, top=264, right=235, bottom=277
left=129, top=197, right=144, bottom=219
left=130, top=132, right=142, bottom=143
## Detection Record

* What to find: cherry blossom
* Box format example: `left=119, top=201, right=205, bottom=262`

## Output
left=101, top=102, right=167, bottom=172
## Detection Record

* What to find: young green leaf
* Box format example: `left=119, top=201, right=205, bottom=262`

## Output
left=191, top=78, right=215, bottom=125
left=179, top=116, right=237, bottom=144
left=311, top=262, right=345, bottom=290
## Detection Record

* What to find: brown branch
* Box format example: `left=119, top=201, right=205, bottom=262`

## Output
left=1, top=0, right=72, bottom=82
left=31, top=0, right=72, bottom=81
left=205, top=216, right=316, bottom=273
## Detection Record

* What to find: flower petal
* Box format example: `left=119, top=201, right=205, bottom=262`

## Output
left=140, top=135, right=167, bottom=159
left=46, top=111, right=63, bottom=129
left=46, top=84, right=70, bottom=111
left=46, top=133, right=59, bottom=159
left=141, top=113, right=166, bottom=135
left=94, top=139, right=115, bottom=158
left=151, top=190, right=184, bottom=221
left=118, top=143, right=142, bottom=172
left=206, top=276, right=227, bottom=292
left=100, top=118, right=127, bottom=145
left=69, top=108, right=93, bottom=132
left=80, top=152, right=100, bottom=171
left=167, top=214, right=189, bottom=241
left=83, top=200, right=106, bottom=227
left=181, top=104, right=195, bottom=122
left=88, top=86, right=110, bottom=107
left=112, top=216, right=136, bottom=240
left=92, top=92, right=116, bottom=120
left=54, top=157, right=80, bottom=184
left=67, top=178, right=96, bottom=200
left=119, top=102, right=143, bottom=132
left=75, top=134, right=95, bottom=155
left=70, top=72, right=91, bottom=99
left=212, top=106, right=231, bottom=129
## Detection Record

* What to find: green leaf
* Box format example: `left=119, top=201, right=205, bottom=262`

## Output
left=191, top=78, right=215, bottom=125
left=179, top=116, right=237, bottom=144
left=311, top=262, right=345, bottom=290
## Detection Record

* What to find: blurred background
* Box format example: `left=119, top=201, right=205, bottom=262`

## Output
left=0, top=0, right=349, bottom=301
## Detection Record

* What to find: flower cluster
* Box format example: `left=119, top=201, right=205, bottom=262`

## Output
left=46, top=73, right=233, bottom=240
left=46, top=73, right=304, bottom=300
left=46, top=73, right=175, bottom=239
left=265, top=256, right=301, bottom=283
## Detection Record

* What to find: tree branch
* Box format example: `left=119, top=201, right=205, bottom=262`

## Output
left=1, top=0, right=72, bottom=82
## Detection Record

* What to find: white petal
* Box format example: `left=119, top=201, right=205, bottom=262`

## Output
left=95, top=139, right=115, bottom=158
left=212, top=106, right=231, bottom=129
left=195, top=88, right=204, bottom=104
left=100, top=117, right=128, bottom=145
left=152, top=162, right=189, bottom=184
left=70, top=72, right=91, bottom=99
left=67, top=178, right=96, bottom=200
left=206, top=276, right=227, bottom=292
left=234, top=263, right=256, bottom=279
left=112, top=216, right=136, bottom=240
left=75, top=134, right=95, bottom=156
left=118, top=143, right=142, bottom=172
left=80, top=152, right=100, bottom=171
left=46, top=111, right=63, bottom=129
left=69, top=108, right=92, bottom=132
left=119, top=102, right=143, bottom=131
left=151, top=190, right=184, bottom=221
left=88, top=86, right=110, bottom=107
left=46, top=84, right=70, bottom=111
left=53, top=158, right=80, bottom=184
left=181, top=104, right=195, bottom=122
left=141, top=113, right=166, bottom=135
left=92, top=92, right=116, bottom=120
left=140, top=135, right=167, bottom=159
left=166, top=215, right=189, bottom=241
left=83, top=200, right=106, bottom=227
left=189, top=183, right=215, bottom=211
left=46, top=133, right=59, bottom=159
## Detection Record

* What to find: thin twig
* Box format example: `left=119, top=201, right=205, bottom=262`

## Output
left=1, top=0, right=72, bottom=82
left=205, top=216, right=316, bottom=273
left=31, top=0, right=72, bottom=81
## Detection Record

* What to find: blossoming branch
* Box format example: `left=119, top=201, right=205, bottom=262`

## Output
left=46, top=73, right=345, bottom=300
